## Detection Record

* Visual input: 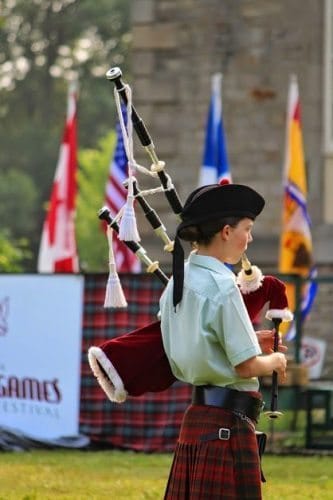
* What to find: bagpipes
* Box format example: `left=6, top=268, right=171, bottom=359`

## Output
left=88, top=68, right=293, bottom=419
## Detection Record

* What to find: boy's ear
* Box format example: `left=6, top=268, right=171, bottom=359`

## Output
left=220, top=225, right=230, bottom=240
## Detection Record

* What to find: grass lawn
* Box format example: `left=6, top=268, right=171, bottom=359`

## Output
left=0, top=449, right=332, bottom=499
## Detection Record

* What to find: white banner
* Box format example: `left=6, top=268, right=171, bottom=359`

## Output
left=0, top=275, right=84, bottom=439
left=300, top=336, right=327, bottom=380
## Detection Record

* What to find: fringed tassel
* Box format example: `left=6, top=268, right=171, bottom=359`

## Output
left=236, top=253, right=264, bottom=294
left=118, top=186, right=140, bottom=242
left=114, top=87, right=141, bottom=243
left=104, top=273, right=127, bottom=308
left=104, top=226, right=127, bottom=308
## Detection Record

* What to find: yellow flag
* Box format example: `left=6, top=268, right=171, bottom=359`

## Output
left=279, top=75, right=316, bottom=336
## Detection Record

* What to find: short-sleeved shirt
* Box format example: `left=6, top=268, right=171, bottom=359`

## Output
left=159, top=253, right=262, bottom=391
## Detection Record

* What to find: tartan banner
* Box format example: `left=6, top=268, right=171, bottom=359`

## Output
left=79, top=273, right=192, bottom=452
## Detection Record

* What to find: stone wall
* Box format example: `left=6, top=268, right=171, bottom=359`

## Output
left=128, top=0, right=333, bottom=265
left=128, top=0, right=333, bottom=376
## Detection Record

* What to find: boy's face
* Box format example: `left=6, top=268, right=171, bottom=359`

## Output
left=223, top=218, right=254, bottom=264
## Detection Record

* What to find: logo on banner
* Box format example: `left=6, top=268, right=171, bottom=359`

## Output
left=301, top=343, right=320, bottom=367
left=0, top=375, right=62, bottom=402
left=0, top=371, right=63, bottom=421
left=0, top=297, right=9, bottom=336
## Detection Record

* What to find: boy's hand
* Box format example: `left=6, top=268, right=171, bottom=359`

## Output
left=256, top=329, right=288, bottom=354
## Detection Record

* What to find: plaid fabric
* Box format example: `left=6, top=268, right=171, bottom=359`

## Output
left=80, top=273, right=192, bottom=452
left=164, top=405, right=262, bottom=500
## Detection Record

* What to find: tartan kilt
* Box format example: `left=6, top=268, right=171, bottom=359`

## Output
left=164, top=404, right=262, bottom=500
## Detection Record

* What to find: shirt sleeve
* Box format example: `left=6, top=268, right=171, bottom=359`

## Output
left=215, top=283, right=262, bottom=367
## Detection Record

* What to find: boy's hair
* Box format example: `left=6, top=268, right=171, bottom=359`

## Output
left=178, top=216, right=248, bottom=245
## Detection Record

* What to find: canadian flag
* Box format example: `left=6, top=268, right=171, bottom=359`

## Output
left=37, top=82, right=79, bottom=273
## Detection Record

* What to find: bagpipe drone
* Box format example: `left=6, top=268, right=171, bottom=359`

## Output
left=88, top=67, right=293, bottom=419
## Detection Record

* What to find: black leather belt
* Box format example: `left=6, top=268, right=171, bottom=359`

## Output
left=192, top=385, right=263, bottom=422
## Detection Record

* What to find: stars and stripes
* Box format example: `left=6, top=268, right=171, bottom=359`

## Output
left=104, top=109, right=141, bottom=273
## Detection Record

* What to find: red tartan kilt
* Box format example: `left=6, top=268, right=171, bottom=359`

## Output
left=164, top=404, right=262, bottom=500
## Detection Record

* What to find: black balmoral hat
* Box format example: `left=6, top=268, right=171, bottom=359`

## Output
left=172, top=183, right=265, bottom=308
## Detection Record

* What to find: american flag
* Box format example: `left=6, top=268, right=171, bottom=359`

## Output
left=105, top=108, right=141, bottom=272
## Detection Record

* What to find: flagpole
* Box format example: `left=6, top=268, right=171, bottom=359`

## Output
left=294, top=276, right=303, bottom=363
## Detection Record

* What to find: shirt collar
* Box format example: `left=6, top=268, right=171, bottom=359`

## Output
left=188, top=252, right=236, bottom=279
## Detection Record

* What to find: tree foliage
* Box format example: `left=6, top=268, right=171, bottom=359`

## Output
left=0, top=0, right=130, bottom=270
left=77, top=131, right=115, bottom=272
left=0, top=170, right=38, bottom=240
left=0, top=230, right=32, bottom=272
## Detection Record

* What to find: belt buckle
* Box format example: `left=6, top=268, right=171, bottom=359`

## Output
left=218, top=428, right=230, bottom=440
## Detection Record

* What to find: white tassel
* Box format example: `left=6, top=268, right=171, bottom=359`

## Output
left=104, top=272, right=128, bottom=308
left=114, top=88, right=141, bottom=242
left=118, top=197, right=140, bottom=242
left=104, top=226, right=127, bottom=308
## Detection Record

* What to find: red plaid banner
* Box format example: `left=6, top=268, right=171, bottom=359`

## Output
left=79, top=273, right=192, bottom=452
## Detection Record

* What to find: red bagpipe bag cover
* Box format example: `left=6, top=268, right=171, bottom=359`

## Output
left=88, top=275, right=289, bottom=402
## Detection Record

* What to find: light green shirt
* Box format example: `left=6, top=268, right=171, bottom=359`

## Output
left=160, top=253, right=262, bottom=391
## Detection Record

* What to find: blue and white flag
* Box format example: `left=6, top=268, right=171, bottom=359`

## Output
left=198, top=73, right=231, bottom=186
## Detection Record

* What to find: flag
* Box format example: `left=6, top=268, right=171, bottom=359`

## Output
left=198, top=73, right=232, bottom=186
left=104, top=107, right=141, bottom=273
left=279, top=74, right=318, bottom=339
left=38, top=82, right=79, bottom=273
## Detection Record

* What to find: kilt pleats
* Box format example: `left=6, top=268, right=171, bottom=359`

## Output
left=164, top=405, right=262, bottom=500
